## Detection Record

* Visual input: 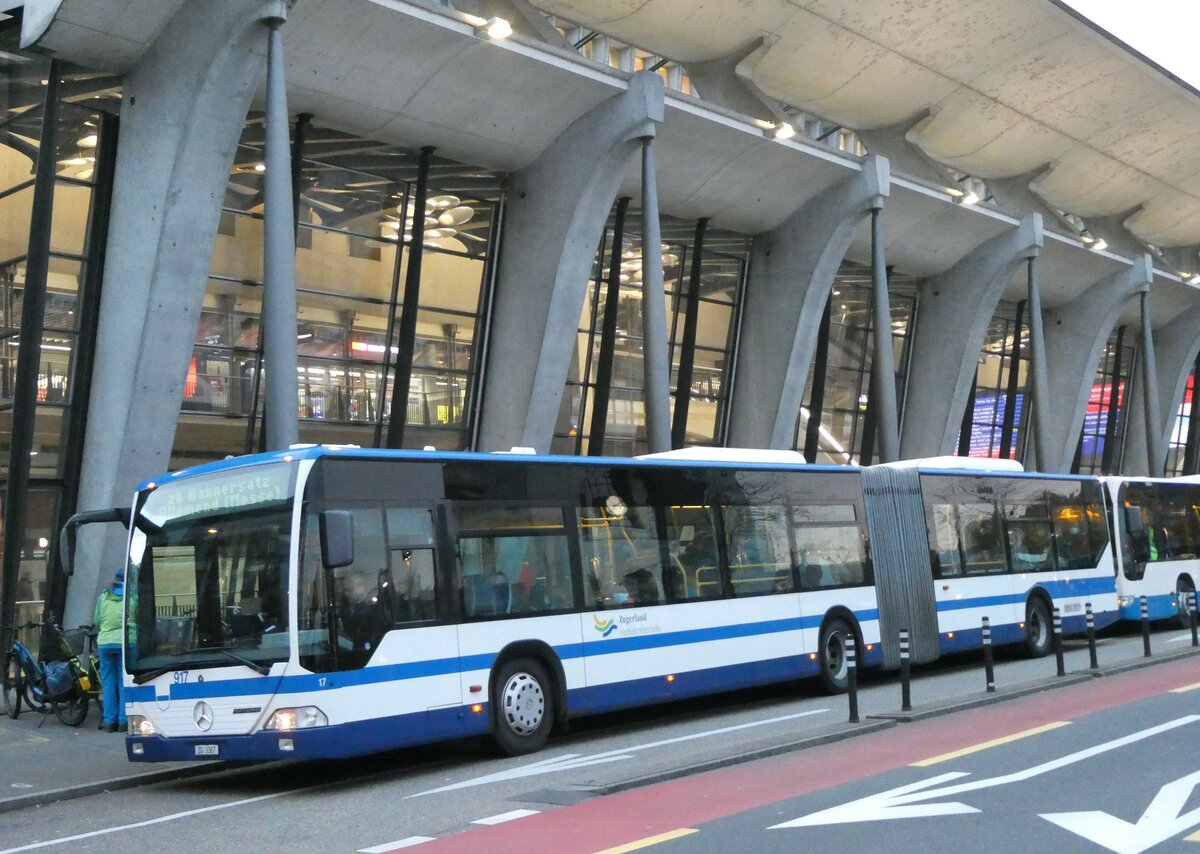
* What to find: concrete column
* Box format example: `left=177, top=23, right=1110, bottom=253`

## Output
left=63, top=0, right=274, bottom=628
left=726, top=155, right=890, bottom=449
left=1038, top=256, right=1152, bottom=472
left=478, top=72, right=664, bottom=452
left=1025, top=256, right=1051, bottom=472
left=1123, top=302, right=1200, bottom=476
left=261, top=2, right=299, bottom=450
left=640, top=137, right=670, bottom=453
left=869, top=204, right=900, bottom=462
left=899, top=215, right=1043, bottom=460
left=1139, top=291, right=1165, bottom=476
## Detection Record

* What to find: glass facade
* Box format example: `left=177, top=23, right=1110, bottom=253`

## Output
left=556, top=211, right=748, bottom=456
left=1074, top=328, right=1135, bottom=475
left=1165, top=367, right=1196, bottom=477
left=796, top=262, right=916, bottom=465
left=0, top=24, right=119, bottom=621
left=175, top=120, right=501, bottom=466
left=959, top=302, right=1029, bottom=460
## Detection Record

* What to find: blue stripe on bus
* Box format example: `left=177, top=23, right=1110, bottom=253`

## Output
left=935, top=577, right=1116, bottom=614
left=126, top=608, right=880, bottom=703
left=129, top=646, right=872, bottom=762
left=1119, top=593, right=1178, bottom=621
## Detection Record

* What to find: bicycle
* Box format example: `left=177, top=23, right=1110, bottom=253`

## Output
left=2, top=622, right=96, bottom=727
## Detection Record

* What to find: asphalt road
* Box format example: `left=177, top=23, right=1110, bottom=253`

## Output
left=0, top=626, right=1195, bottom=854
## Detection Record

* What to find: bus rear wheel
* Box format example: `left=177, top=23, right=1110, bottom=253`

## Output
left=490, top=657, right=553, bottom=756
left=818, top=618, right=853, bottom=694
left=1025, top=597, right=1052, bottom=658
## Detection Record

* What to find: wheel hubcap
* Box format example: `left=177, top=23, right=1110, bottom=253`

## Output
left=501, top=672, right=544, bottom=736
left=825, top=633, right=846, bottom=679
left=1032, top=610, right=1047, bottom=645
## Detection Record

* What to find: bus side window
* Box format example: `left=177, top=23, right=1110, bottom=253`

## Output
left=928, top=504, right=962, bottom=577
left=792, top=504, right=867, bottom=589
left=331, top=507, right=391, bottom=666
left=385, top=506, right=437, bottom=623
left=958, top=503, right=1006, bottom=575
left=666, top=506, right=721, bottom=601
left=723, top=506, right=792, bottom=597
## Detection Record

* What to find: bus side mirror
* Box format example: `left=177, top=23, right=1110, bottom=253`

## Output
left=1124, top=505, right=1145, bottom=535
left=319, top=510, right=354, bottom=570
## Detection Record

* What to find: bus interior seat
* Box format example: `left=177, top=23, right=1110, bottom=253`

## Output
left=463, top=573, right=510, bottom=616
left=622, top=567, right=662, bottom=605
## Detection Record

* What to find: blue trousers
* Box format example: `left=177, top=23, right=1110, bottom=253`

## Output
left=97, top=644, right=127, bottom=726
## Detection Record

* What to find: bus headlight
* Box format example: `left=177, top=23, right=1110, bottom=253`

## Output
left=265, top=706, right=328, bottom=731
left=128, top=715, right=157, bottom=736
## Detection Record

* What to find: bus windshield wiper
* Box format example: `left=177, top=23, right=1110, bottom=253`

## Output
left=189, top=645, right=272, bottom=675
left=132, top=666, right=173, bottom=685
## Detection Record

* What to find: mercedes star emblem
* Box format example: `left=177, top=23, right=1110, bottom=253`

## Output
left=193, top=701, right=214, bottom=732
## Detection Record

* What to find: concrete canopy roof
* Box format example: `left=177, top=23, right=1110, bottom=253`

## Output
left=535, top=0, right=1200, bottom=251
left=23, top=0, right=1196, bottom=321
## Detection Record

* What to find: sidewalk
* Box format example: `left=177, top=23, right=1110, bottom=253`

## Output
left=0, top=708, right=223, bottom=814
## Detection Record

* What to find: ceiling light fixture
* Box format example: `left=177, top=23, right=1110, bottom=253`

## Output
left=771, top=122, right=796, bottom=141
left=959, top=190, right=980, bottom=206
left=471, top=15, right=512, bottom=39
left=1089, top=238, right=1108, bottom=253
left=1189, top=274, right=1200, bottom=286
left=77, top=134, right=97, bottom=148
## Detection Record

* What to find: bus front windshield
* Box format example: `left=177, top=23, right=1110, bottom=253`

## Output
left=125, top=463, right=295, bottom=678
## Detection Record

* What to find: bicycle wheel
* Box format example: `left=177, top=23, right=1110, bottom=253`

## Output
left=2, top=651, right=21, bottom=719
left=54, top=692, right=88, bottom=727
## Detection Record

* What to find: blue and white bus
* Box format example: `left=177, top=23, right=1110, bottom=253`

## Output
left=1104, top=475, right=1200, bottom=625
left=81, top=446, right=1117, bottom=762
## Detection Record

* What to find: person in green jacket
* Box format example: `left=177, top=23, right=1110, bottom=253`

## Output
left=94, top=570, right=127, bottom=733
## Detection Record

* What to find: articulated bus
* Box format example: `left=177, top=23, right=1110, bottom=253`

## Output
left=1104, top=475, right=1200, bottom=625
left=83, top=446, right=1118, bottom=763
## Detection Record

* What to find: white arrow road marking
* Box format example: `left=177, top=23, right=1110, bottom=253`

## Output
left=408, top=708, right=829, bottom=797
left=772, top=714, right=1200, bottom=829
left=1041, top=769, right=1200, bottom=854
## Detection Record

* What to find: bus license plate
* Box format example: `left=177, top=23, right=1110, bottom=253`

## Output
left=194, top=744, right=219, bottom=757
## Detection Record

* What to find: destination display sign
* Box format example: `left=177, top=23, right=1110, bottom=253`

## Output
left=144, top=464, right=294, bottom=525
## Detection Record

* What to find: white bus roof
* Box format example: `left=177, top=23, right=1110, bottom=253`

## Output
left=893, top=456, right=1026, bottom=473
left=636, top=447, right=810, bottom=465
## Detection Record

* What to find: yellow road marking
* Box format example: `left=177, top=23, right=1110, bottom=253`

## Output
left=593, top=828, right=699, bottom=854
left=911, top=721, right=1072, bottom=767
left=1170, top=681, right=1200, bottom=693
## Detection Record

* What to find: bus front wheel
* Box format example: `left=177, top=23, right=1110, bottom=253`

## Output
left=1025, top=597, right=1052, bottom=658
left=818, top=618, right=853, bottom=694
left=490, top=657, right=553, bottom=756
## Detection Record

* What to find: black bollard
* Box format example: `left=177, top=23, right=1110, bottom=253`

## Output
left=1052, top=606, right=1065, bottom=677
left=846, top=634, right=859, bottom=723
left=899, top=627, right=912, bottom=712
left=1141, top=595, right=1151, bottom=657
left=1190, top=592, right=1198, bottom=649
left=982, top=615, right=995, bottom=693
left=1085, top=602, right=1099, bottom=670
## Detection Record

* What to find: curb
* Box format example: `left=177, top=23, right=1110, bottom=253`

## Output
left=0, top=761, right=232, bottom=815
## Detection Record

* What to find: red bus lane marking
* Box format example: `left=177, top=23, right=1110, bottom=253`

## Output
left=411, top=658, right=1200, bottom=854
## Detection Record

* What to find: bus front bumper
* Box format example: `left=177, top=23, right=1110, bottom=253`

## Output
left=127, top=728, right=348, bottom=762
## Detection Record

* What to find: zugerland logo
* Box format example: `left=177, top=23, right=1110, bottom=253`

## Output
left=593, top=615, right=617, bottom=637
